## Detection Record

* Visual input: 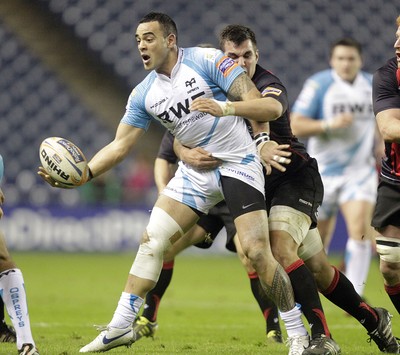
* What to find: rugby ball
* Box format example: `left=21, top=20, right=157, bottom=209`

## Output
left=39, top=137, right=88, bottom=187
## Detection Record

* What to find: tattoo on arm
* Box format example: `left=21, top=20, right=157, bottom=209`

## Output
left=260, top=263, right=295, bottom=312
left=227, top=73, right=255, bottom=101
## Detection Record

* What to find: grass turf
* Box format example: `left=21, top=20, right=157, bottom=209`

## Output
left=3, top=252, right=398, bottom=354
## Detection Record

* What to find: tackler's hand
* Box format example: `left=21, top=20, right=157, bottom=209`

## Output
left=258, top=141, right=292, bottom=174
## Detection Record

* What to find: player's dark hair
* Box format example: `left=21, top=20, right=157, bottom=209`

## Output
left=219, top=24, right=257, bottom=50
left=139, top=12, right=178, bottom=42
left=330, top=37, right=362, bottom=57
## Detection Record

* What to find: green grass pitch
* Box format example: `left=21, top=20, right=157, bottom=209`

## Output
left=3, top=252, right=399, bottom=354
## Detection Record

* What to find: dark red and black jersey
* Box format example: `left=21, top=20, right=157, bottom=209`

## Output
left=373, top=57, right=400, bottom=183
left=252, top=64, right=312, bottom=188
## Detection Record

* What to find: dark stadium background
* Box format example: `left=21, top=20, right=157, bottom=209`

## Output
left=0, top=0, right=395, bottom=252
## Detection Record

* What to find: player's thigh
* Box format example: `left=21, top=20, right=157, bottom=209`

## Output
left=155, top=194, right=200, bottom=234
left=341, top=200, right=375, bottom=239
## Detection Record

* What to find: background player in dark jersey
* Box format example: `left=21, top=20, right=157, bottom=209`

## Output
left=190, top=24, right=399, bottom=354
left=372, top=14, right=400, bottom=317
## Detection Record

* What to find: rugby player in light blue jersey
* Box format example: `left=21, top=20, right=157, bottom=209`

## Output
left=291, top=38, right=384, bottom=299
left=38, top=12, right=308, bottom=354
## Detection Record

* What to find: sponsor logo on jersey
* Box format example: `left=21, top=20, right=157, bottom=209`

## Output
left=157, top=91, right=205, bottom=123
left=261, top=86, right=282, bottom=97
left=216, top=56, right=238, bottom=77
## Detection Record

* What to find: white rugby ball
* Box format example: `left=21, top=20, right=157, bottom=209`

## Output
left=39, top=137, right=88, bottom=187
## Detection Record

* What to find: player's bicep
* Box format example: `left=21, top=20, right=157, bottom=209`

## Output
left=227, top=73, right=260, bottom=101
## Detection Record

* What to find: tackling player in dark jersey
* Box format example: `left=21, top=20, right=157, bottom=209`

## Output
left=372, top=14, right=400, bottom=318
left=133, top=24, right=399, bottom=354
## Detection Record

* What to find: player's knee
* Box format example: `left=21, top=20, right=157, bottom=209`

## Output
left=298, top=228, right=324, bottom=261
left=130, top=207, right=183, bottom=281
left=376, top=236, right=400, bottom=264
left=269, top=206, right=310, bottom=247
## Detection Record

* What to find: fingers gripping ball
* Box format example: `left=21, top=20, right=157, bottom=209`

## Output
left=39, top=137, right=88, bottom=187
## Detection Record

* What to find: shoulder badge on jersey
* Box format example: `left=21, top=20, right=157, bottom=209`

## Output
left=261, top=86, right=282, bottom=97
left=216, top=56, right=238, bottom=77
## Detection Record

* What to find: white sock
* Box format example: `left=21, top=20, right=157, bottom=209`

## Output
left=0, top=268, right=34, bottom=348
left=345, top=239, right=372, bottom=296
left=279, top=303, right=308, bottom=338
left=109, top=292, right=143, bottom=329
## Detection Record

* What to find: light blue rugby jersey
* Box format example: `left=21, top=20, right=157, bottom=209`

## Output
left=121, top=47, right=256, bottom=163
left=292, top=69, right=375, bottom=176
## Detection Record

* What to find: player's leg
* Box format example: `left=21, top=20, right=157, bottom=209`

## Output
left=316, top=174, right=340, bottom=252
left=340, top=200, right=375, bottom=297
left=301, top=228, right=400, bottom=353
left=337, top=168, right=377, bottom=297
left=136, top=213, right=224, bottom=341
left=372, top=178, right=400, bottom=314
left=232, top=234, right=282, bottom=343
left=0, top=230, right=37, bottom=353
left=80, top=196, right=199, bottom=353
left=316, top=217, right=337, bottom=251
left=221, top=176, right=309, bottom=353
left=269, top=207, right=339, bottom=355
left=0, top=293, right=16, bottom=343
left=375, top=225, right=400, bottom=313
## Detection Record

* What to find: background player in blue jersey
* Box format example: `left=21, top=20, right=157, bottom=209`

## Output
left=0, top=155, right=39, bottom=355
left=39, top=12, right=310, bottom=354
left=372, top=14, right=400, bottom=316
left=291, top=38, right=384, bottom=299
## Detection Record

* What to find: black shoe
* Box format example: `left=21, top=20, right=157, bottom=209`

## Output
left=132, top=316, right=158, bottom=341
left=303, top=334, right=341, bottom=355
left=368, top=307, right=400, bottom=353
left=0, top=323, right=16, bottom=343
left=267, top=329, right=283, bottom=343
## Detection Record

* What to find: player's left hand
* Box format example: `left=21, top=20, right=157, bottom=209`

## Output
left=190, top=98, right=224, bottom=116
left=37, top=167, right=74, bottom=189
left=259, top=141, right=291, bottom=174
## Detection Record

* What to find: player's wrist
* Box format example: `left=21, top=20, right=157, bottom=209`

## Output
left=87, top=166, right=94, bottom=181
left=213, top=99, right=235, bottom=116
left=254, top=132, right=270, bottom=155
left=322, top=120, right=332, bottom=133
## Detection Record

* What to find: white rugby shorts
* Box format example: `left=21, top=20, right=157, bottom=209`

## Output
left=162, top=159, right=265, bottom=214
left=318, top=166, right=378, bottom=220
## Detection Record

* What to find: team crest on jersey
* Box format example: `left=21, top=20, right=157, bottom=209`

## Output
left=204, top=48, right=218, bottom=62
left=217, top=56, right=238, bottom=77
left=261, top=87, right=282, bottom=96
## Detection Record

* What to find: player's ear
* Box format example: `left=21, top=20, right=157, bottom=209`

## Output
left=166, top=33, right=176, bottom=48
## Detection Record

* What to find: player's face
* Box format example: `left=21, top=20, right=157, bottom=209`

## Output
left=135, top=21, right=175, bottom=73
left=394, top=25, right=400, bottom=68
left=222, top=39, right=259, bottom=79
left=330, top=45, right=362, bottom=82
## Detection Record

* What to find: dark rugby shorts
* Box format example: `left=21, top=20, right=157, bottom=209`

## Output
left=372, top=179, right=400, bottom=228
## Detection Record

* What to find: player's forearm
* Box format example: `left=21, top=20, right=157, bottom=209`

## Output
left=231, top=97, right=283, bottom=122
left=154, top=158, right=173, bottom=193
left=376, top=109, right=400, bottom=143
left=290, top=113, right=327, bottom=137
